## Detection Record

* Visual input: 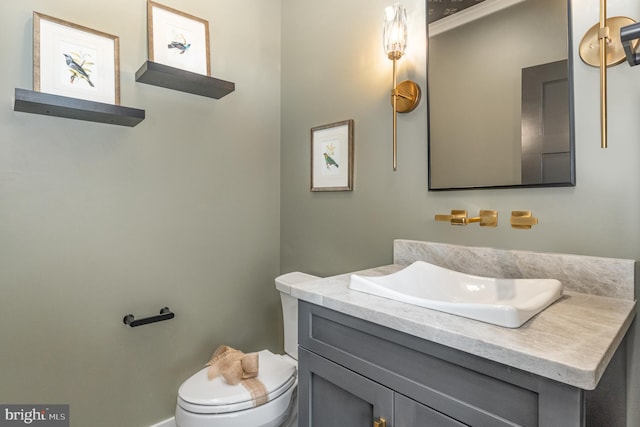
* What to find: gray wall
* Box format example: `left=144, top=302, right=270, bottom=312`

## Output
left=0, top=1, right=281, bottom=426
left=281, top=0, right=640, bottom=425
left=2, top=0, right=640, bottom=425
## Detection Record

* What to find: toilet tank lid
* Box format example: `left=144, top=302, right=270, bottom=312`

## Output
left=275, top=272, right=320, bottom=294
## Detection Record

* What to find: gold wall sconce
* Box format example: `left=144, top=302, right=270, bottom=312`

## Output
left=579, top=1, right=637, bottom=148
left=383, top=3, right=421, bottom=171
left=510, top=211, right=538, bottom=229
left=435, top=210, right=498, bottom=227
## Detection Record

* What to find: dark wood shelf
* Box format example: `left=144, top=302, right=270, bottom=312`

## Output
left=13, top=88, right=145, bottom=127
left=135, top=61, right=235, bottom=99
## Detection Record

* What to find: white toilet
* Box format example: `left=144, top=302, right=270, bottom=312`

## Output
left=175, top=272, right=319, bottom=427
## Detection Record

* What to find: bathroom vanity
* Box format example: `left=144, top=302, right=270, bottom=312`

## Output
left=292, top=241, right=636, bottom=427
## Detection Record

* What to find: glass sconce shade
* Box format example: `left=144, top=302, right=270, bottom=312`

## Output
left=383, top=3, right=408, bottom=59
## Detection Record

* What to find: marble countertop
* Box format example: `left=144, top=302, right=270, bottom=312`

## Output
left=286, top=264, right=637, bottom=390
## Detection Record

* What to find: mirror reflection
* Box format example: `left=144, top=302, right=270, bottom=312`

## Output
left=427, top=0, right=575, bottom=190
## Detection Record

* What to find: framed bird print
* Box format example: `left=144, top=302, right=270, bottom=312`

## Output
left=311, top=120, right=354, bottom=192
left=33, top=12, right=120, bottom=105
left=147, top=1, right=211, bottom=76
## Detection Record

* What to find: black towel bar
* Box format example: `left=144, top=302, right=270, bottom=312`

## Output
left=123, top=307, right=175, bottom=327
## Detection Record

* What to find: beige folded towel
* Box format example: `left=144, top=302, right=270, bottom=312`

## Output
left=205, top=345, right=267, bottom=406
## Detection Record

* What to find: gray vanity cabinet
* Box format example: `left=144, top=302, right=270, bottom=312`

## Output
left=394, top=393, right=466, bottom=427
left=300, top=346, right=463, bottom=427
left=299, top=348, right=393, bottom=426
left=297, top=301, right=625, bottom=427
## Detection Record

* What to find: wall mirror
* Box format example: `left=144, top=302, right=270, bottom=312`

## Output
left=427, top=0, right=575, bottom=190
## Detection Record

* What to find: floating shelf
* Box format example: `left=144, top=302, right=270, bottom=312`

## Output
left=13, top=88, right=145, bottom=127
left=135, top=61, right=235, bottom=99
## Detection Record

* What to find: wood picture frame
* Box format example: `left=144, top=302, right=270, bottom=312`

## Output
left=147, top=1, right=211, bottom=76
left=33, top=12, right=120, bottom=105
left=311, top=120, right=354, bottom=192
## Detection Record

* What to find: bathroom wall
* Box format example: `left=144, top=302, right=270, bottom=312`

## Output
left=281, top=0, right=640, bottom=425
left=0, top=1, right=281, bottom=426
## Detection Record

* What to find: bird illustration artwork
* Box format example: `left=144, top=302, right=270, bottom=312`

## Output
left=168, top=40, right=191, bottom=54
left=63, top=53, right=94, bottom=87
left=323, top=153, right=339, bottom=169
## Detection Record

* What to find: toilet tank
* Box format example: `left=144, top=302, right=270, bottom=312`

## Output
left=275, top=272, right=319, bottom=360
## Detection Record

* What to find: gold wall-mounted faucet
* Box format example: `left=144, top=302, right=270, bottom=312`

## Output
left=435, top=210, right=498, bottom=227
left=434, top=209, right=467, bottom=223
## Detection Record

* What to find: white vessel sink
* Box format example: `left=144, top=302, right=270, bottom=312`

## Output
left=348, top=261, right=563, bottom=328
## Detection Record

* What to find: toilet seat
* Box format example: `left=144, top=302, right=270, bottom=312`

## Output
left=178, top=350, right=297, bottom=415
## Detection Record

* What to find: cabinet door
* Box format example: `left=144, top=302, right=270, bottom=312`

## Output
left=395, top=393, right=467, bottom=427
left=298, top=347, right=393, bottom=427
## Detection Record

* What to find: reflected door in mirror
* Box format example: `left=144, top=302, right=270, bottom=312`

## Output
left=521, top=60, right=571, bottom=185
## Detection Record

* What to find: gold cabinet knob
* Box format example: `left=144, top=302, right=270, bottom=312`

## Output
left=374, top=417, right=387, bottom=427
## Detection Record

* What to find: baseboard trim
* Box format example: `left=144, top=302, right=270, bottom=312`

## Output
left=149, top=416, right=176, bottom=427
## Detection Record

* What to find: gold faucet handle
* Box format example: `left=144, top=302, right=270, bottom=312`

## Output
left=435, top=210, right=467, bottom=223
left=477, top=209, right=498, bottom=227
left=511, top=211, right=538, bottom=229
